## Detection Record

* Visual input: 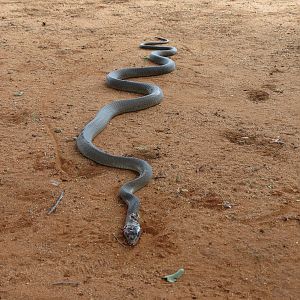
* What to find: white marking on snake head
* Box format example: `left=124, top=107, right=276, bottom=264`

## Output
left=123, top=223, right=141, bottom=246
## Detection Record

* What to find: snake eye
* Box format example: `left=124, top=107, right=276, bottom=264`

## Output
left=124, top=224, right=141, bottom=245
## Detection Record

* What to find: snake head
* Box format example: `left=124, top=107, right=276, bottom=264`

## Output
left=123, top=222, right=141, bottom=246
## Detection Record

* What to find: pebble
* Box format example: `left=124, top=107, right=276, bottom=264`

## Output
left=50, top=179, right=61, bottom=186
left=14, top=91, right=23, bottom=96
left=223, top=201, right=233, bottom=209
left=54, top=128, right=62, bottom=133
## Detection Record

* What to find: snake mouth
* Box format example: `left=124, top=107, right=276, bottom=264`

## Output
left=123, top=223, right=142, bottom=246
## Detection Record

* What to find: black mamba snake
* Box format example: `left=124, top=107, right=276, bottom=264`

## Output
left=77, top=38, right=177, bottom=245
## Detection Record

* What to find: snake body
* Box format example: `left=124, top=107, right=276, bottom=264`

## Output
left=77, top=38, right=177, bottom=245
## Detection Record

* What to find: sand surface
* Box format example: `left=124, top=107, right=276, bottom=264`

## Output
left=0, top=0, right=299, bottom=299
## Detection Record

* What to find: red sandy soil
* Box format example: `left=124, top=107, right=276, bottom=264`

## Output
left=0, top=0, right=299, bottom=299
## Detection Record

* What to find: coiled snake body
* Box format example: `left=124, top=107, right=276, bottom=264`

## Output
left=77, top=38, right=177, bottom=245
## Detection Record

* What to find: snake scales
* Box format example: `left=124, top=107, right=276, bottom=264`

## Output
left=77, top=38, right=177, bottom=245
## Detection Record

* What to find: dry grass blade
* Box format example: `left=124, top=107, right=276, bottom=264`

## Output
left=47, top=190, right=65, bottom=215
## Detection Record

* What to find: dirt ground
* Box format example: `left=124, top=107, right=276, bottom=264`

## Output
left=0, top=0, right=299, bottom=299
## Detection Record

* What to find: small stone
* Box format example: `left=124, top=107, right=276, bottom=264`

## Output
left=65, top=137, right=77, bottom=142
left=54, top=128, right=62, bottom=133
left=133, top=145, right=160, bottom=159
left=50, top=179, right=61, bottom=186
left=154, top=172, right=166, bottom=180
left=223, top=201, right=233, bottom=209
left=14, top=91, right=23, bottom=96
left=270, top=137, right=284, bottom=144
left=177, top=188, right=189, bottom=194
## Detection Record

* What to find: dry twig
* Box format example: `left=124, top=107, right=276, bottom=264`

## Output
left=48, top=190, right=65, bottom=215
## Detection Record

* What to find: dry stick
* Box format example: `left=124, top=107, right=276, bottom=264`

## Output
left=113, top=233, right=127, bottom=247
left=48, top=190, right=65, bottom=215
